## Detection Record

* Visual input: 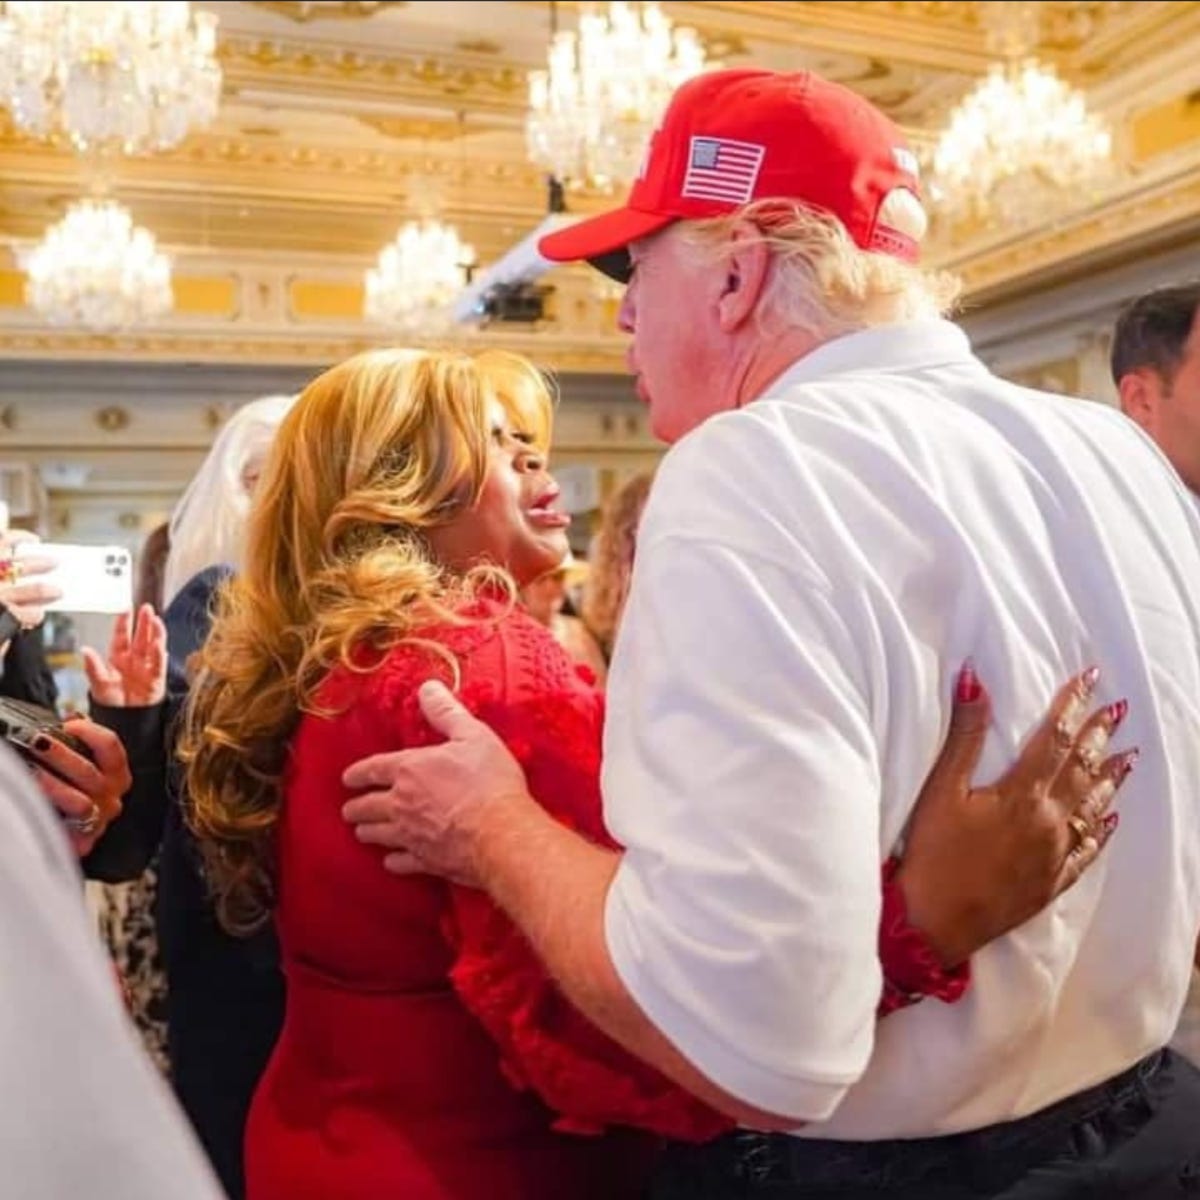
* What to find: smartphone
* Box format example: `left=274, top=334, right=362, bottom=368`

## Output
left=0, top=697, right=95, bottom=768
left=14, top=541, right=133, bottom=614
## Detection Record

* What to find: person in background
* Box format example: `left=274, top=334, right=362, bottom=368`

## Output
left=83, top=393, right=296, bottom=1200
left=136, top=522, right=171, bottom=613
left=341, top=68, right=1200, bottom=1198
left=0, top=516, right=136, bottom=858
left=1110, top=281, right=1200, bottom=494
left=162, top=397, right=294, bottom=608
left=185, top=346, right=1124, bottom=1200
left=522, top=552, right=609, bottom=684
left=0, top=740, right=224, bottom=1200
left=1110, top=283, right=1200, bottom=1069
left=91, top=518, right=175, bottom=1075
left=0, top=622, right=59, bottom=709
left=581, top=472, right=653, bottom=664
left=0, top=517, right=61, bottom=709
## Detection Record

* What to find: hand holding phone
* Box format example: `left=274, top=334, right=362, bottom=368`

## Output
left=0, top=530, right=62, bottom=637
left=0, top=701, right=130, bottom=852
left=14, top=541, right=133, bottom=615
left=0, top=697, right=96, bottom=768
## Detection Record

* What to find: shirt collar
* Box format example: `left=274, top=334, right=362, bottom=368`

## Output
left=759, top=319, right=981, bottom=400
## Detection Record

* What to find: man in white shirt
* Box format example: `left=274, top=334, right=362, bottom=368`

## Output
left=1111, top=281, right=1200, bottom=495
left=0, top=743, right=222, bottom=1199
left=1111, top=283, right=1200, bottom=1070
left=341, top=70, right=1200, bottom=1196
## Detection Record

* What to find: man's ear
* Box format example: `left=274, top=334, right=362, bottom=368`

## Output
left=1117, top=369, right=1159, bottom=435
left=716, top=221, right=770, bottom=334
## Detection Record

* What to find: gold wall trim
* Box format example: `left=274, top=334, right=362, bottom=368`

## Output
left=288, top=277, right=364, bottom=321
left=219, top=35, right=529, bottom=114
left=245, top=2, right=410, bottom=23
left=173, top=275, right=241, bottom=318
left=0, top=330, right=630, bottom=374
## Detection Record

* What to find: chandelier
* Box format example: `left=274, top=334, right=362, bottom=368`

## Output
left=364, top=219, right=475, bottom=334
left=929, top=3, right=1112, bottom=227
left=19, top=197, right=173, bottom=331
left=526, top=2, right=707, bottom=191
left=0, top=1, right=222, bottom=154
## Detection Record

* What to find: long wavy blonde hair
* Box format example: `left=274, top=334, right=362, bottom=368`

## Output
left=181, top=347, right=553, bottom=935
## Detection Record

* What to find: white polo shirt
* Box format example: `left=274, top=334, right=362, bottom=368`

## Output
left=602, top=319, right=1200, bottom=1136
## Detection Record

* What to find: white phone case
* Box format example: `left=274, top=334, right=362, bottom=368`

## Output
left=15, top=542, right=133, bottom=615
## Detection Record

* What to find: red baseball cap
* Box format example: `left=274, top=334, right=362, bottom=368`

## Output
left=539, top=68, right=922, bottom=280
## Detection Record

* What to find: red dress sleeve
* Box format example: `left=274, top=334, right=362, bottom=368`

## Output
left=442, top=635, right=732, bottom=1143
left=383, top=611, right=969, bottom=1143
left=876, top=857, right=971, bottom=1015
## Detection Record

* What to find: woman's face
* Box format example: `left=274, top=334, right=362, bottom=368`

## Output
left=425, top=402, right=570, bottom=586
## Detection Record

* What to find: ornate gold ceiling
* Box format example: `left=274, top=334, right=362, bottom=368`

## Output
left=0, top=0, right=1198, bottom=370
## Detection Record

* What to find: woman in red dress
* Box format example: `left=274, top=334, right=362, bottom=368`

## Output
left=182, top=349, right=1126, bottom=1200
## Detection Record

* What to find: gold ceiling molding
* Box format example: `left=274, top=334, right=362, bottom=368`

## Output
left=0, top=126, right=548, bottom=206
left=246, top=1, right=409, bottom=22
left=1020, top=2, right=1141, bottom=54
left=95, top=406, right=132, bottom=434
left=218, top=35, right=528, bottom=112
left=356, top=115, right=469, bottom=142
left=954, top=172, right=1200, bottom=300
left=3, top=33, right=922, bottom=139
left=455, top=38, right=503, bottom=56
left=801, top=0, right=1142, bottom=51
left=698, top=0, right=1192, bottom=78
left=674, top=0, right=987, bottom=68
left=805, top=1, right=982, bottom=31
left=1075, top=3, right=1200, bottom=80
left=0, top=329, right=630, bottom=374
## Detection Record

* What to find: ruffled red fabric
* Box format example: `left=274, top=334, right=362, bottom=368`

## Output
left=877, top=857, right=971, bottom=1016
left=363, top=602, right=969, bottom=1141
left=380, top=605, right=732, bottom=1143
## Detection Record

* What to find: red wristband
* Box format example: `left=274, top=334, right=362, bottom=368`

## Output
left=877, top=856, right=971, bottom=1016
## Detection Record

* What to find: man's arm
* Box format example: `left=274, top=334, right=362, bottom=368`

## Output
left=464, top=754, right=807, bottom=1128
left=348, top=535, right=881, bottom=1124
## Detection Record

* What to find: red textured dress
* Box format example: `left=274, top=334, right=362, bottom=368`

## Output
left=244, top=602, right=725, bottom=1200
left=245, top=600, right=967, bottom=1199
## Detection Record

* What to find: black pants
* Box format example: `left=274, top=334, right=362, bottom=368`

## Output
left=652, top=1050, right=1200, bottom=1199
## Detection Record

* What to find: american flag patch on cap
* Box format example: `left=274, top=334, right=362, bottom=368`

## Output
left=681, top=136, right=765, bottom=204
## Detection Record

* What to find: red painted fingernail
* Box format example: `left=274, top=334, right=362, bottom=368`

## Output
left=1107, top=699, right=1128, bottom=729
left=1081, top=665, right=1101, bottom=692
left=1117, top=747, right=1140, bottom=781
left=1102, top=812, right=1119, bottom=833
left=956, top=658, right=981, bottom=703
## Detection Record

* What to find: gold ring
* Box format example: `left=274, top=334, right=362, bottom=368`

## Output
left=62, top=802, right=101, bottom=837
left=0, top=556, right=18, bottom=586
left=1068, top=815, right=1092, bottom=847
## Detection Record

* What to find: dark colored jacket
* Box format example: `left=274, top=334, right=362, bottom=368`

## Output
left=0, top=628, right=59, bottom=710
left=84, top=566, right=283, bottom=1200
